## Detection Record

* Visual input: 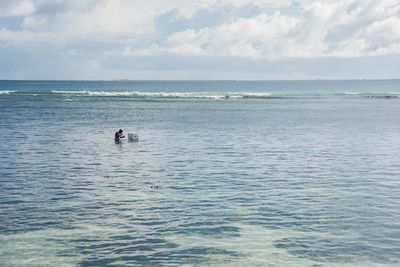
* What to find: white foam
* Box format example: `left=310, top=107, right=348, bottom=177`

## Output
left=0, top=90, right=16, bottom=95
left=343, top=92, right=360, bottom=95
left=88, top=91, right=137, bottom=96
left=50, top=90, right=277, bottom=99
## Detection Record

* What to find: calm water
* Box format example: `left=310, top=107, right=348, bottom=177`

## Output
left=1, top=80, right=400, bottom=266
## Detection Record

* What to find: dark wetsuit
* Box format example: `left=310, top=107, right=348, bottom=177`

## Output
left=115, top=132, right=120, bottom=142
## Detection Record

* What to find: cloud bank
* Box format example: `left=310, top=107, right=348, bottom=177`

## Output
left=0, top=0, right=399, bottom=79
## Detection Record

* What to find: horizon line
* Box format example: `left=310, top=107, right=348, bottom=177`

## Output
left=1, top=78, right=400, bottom=82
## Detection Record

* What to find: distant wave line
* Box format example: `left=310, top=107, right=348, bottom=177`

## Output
left=50, top=90, right=277, bottom=99
left=48, top=90, right=400, bottom=99
left=341, top=92, right=400, bottom=98
left=1, top=90, right=399, bottom=99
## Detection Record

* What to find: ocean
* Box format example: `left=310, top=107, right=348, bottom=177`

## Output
left=1, top=80, right=399, bottom=266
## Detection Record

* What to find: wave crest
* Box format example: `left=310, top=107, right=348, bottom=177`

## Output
left=1, top=90, right=398, bottom=100
left=0, top=90, right=16, bottom=95
left=50, top=90, right=276, bottom=99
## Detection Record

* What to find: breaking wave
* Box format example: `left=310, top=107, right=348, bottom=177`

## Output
left=48, top=90, right=400, bottom=99
left=50, top=90, right=277, bottom=99
left=0, top=90, right=16, bottom=95
left=1, top=90, right=399, bottom=100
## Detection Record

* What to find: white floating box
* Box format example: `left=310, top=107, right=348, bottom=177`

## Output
left=128, top=133, right=139, bottom=142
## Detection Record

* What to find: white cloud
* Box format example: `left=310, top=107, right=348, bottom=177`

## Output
left=3, top=0, right=399, bottom=59
left=0, top=27, right=62, bottom=46
left=0, top=0, right=34, bottom=17
left=161, top=11, right=299, bottom=58
left=22, top=15, right=48, bottom=29
left=365, top=16, right=400, bottom=40
left=0, top=0, right=399, bottom=79
left=128, top=0, right=400, bottom=59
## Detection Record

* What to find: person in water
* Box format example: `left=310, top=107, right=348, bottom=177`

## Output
left=115, top=129, right=125, bottom=142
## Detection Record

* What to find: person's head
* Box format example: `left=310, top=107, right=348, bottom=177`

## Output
left=119, top=129, right=123, bottom=133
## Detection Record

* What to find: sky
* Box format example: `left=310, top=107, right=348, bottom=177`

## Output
left=0, top=0, right=399, bottom=80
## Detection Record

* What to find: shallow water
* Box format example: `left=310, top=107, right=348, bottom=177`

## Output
left=1, top=80, right=400, bottom=266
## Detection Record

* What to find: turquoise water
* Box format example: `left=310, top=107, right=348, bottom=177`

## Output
left=1, top=80, right=400, bottom=266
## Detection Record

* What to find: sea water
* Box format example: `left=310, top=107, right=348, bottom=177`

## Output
left=0, top=80, right=399, bottom=266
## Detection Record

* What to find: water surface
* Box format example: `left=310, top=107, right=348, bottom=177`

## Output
left=1, top=80, right=400, bottom=266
